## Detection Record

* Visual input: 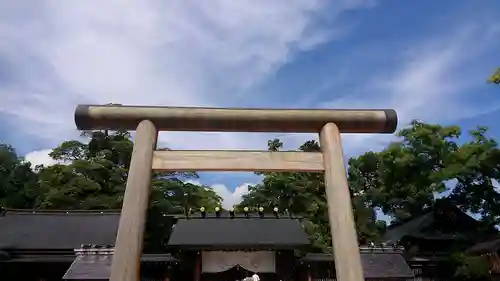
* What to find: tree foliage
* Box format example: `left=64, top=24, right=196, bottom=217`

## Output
left=0, top=144, right=39, bottom=208
left=488, top=67, right=500, bottom=84
left=0, top=130, right=221, bottom=252
left=239, top=139, right=384, bottom=253
left=448, top=253, right=493, bottom=281
left=349, top=121, right=461, bottom=222
left=239, top=120, right=500, bottom=256
left=349, top=121, right=500, bottom=225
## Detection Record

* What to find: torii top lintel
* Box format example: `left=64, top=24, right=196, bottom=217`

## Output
left=74, top=104, right=397, bottom=134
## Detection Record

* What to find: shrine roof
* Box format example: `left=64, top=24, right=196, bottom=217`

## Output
left=382, top=201, right=496, bottom=244
left=172, top=210, right=302, bottom=219
left=0, top=209, right=120, bottom=250
left=62, top=254, right=179, bottom=280
left=0, top=209, right=308, bottom=251
left=167, top=215, right=309, bottom=249
left=301, top=250, right=414, bottom=279
left=467, top=238, right=500, bottom=255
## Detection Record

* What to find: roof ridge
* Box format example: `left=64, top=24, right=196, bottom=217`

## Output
left=176, top=216, right=301, bottom=220
left=3, top=209, right=121, bottom=215
left=386, top=209, right=434, bottom=229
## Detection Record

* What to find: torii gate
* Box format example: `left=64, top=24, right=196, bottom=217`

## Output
left=74, top=105, right=397, bottom=281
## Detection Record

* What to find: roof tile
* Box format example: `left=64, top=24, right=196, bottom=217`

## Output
left=0, top=210, right=120, bottom=249
left=301, top=253, right=414, bottom=279
left=168, top=217, right=309, bottom=248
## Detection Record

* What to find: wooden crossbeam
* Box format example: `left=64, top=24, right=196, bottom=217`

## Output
left=152, top=150, right=324, bottom=172
left=74, top=105, right=397, bottom=134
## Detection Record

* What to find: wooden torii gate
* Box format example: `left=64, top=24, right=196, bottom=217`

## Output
left=74, top=105, right=397, bottom=281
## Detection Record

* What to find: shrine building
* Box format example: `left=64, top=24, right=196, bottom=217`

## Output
left=0, top=207, right=417, bottom=281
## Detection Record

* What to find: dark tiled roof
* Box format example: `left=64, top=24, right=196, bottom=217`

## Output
left=301, top=253, right=414, bottom=279
left=3, top=253, right=179, bottom=263
left=0, top=210, right=120, bottom=249
left=168, top=217, right=309, bottom=249
left=174, top=212, right=301, bottom=219
left=62, top=254, right=179, bottom=280
left=382, top=202, right=494, bottom=244
left=382, top=212, right=434, bottom=244
left=468, top=238, right=500, bottom=255
left=63, top=255, right=112, bottom=280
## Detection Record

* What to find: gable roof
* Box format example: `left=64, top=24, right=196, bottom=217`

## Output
left=382, top=202, right=494, bottom=244
left=382, top=212, right=434, bottom=244
left=63, top=254, right=112, bottom=280
left=168, top=216, right=309, bottom=249
left=0, top=210, right=120, bottom=250
left=467, top=238, right=500, bottom=255
left=301, top=252, right=414, bottom=279
left=62, top=254, right=179, bottom=280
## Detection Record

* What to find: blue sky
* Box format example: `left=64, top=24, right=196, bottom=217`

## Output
left=0, top=0, right=499, bottom=212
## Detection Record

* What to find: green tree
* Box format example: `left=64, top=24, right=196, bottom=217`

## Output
left=40, top=130, right=219, bottom=211
left=0, top=144, right=40, bottom=208
left=1, top=130, right=222, bottom=252
left=241, top=120, right=500, bottom=253
left=349, top=121, right=500, bottom=227
left=488, top=67, right=500, bottom=84
left=448, top=253, right=493, bottom=281
left=239, top=139, right=383, bottom=253
left=446, top=127, right=500, bottom=226
left=349, top=121, right=460, bottom=222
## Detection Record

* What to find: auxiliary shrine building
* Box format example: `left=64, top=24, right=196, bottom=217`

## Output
left=0, top=202, right=493, bottom=281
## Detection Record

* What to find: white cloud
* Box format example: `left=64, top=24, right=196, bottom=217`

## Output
left=0, top=0, right=373, bottom=151
left=0, top=0, right=378, bottom=205
left=184, top=179, right=253, bottom=209
left=211, top=183, right=253, bottom=209
left=6, top=2, right=500, bottom=210
left=24, top=149, right=58, bottom=168
left=493, top=179, right=500, bottom=191
left=379, top=25, right=500, bottom=123
left=320, top=20, right=500, bottom=155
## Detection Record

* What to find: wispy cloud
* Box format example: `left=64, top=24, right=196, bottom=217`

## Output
left=2, top=1, right=500, bottom=208
left=318, top=20, right=500, bottom=155
left=186, top=179, right=254, bottom=210
left=1, top=0, right=377, bottom=205
left=0, top=0, right=373, bottom=151
left=24, top=149, right=58, bottom=167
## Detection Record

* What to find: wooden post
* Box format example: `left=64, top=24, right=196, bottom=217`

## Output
left=109, top=120, right=157, bottom=281
left=194, top=253, right=201, bottom=281
left=319, top=123, right=364, bottom=281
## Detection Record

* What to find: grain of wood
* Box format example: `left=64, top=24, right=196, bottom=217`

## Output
left=152, top=150, right=324, bottom=172
left=320, top=123, right=364, bottom=281
left=75, top=105, right=397, bottom=134
left=109, top=120, right=157, bottom=281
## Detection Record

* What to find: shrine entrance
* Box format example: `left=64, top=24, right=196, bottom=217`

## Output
left=201, top=266, right=253, bottom=281
left=201, top=251, right=276, bottom=273
left=74, top=104, right=398, bottom=281
left=200, top=250, right=277, bottom=281
left=201, top=268, right=281, bottom=281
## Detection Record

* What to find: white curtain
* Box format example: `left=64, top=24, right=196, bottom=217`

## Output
left=201, top=251, right=276, bottom=273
